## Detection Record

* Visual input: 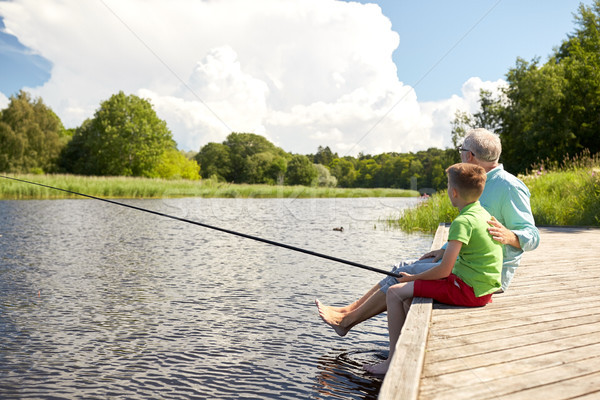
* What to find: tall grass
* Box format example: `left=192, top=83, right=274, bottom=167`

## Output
left=0, top=174, right=420, bottom=200
left=386, top=191, right=458, bottom=232
left=522, top=151, right=600, bottom=226
left=389, top=151, right=600, bottom=232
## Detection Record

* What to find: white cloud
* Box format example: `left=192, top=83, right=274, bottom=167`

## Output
left=0, top=0, right=506, bottom=156
left=0, top=92, right=8, bottom=109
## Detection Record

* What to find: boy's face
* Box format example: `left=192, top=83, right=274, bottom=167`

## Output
left=447, top=179, right=458, bottom=207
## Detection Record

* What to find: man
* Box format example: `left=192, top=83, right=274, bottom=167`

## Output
left=316, top=128, right=540, bottom=337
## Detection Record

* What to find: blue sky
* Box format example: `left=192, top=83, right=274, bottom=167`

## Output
left=351, top=0, right=587, bottom=101
left=0, top=0, right=592, bottom=154
left=0, top=16, right=51, bottom=96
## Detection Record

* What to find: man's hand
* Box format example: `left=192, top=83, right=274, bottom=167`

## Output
left=419, top=248, right=445, bottom=262
left=488, top=216, right=521, bottom=249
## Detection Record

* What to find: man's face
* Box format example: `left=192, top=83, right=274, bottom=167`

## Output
left=459, top=145, right=473, bottom=164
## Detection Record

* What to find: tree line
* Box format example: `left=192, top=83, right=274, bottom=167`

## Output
left=196, top=137, right=458, bottom=191
left=0, top=90, right=457, bottom=191
left=2, top=1, right=600, bottom=187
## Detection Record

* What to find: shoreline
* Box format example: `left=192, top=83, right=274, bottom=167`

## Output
left=0, top=173, right=420, bottom=200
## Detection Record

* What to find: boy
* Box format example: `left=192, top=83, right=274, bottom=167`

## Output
left=363, top=163, right=503, bottom=375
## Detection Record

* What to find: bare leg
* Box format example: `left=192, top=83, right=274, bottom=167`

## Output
left=324, top=283, right=381, bottom=314
left=364, top=282, right=414, bottom=374
left=316, top=287, right=387, bottom=337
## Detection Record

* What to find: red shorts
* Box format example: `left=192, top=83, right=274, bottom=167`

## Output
left=413, top=273, right=493, bottom=307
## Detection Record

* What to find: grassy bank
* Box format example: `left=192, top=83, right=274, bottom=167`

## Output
left=0, top=174, right=420, bottom=199
left=388, top=153, right=600, bottom=232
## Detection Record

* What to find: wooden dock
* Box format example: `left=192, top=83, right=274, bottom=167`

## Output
left=380, top=226, right=600, bottom=399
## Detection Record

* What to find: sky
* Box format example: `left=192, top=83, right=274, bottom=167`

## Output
left=0, top=0, right=591, bottom=157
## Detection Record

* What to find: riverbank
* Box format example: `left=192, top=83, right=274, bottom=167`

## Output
left=0, top=174, right=420, bottom=199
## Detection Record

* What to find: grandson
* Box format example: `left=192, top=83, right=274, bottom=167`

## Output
left=364, top=163, right=503, bottom=375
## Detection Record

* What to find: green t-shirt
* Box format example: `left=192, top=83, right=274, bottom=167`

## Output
left=448, top=201, right=503, bottom=297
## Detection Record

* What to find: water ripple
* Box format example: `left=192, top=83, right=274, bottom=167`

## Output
left=0, top=198, right=431, bottom=399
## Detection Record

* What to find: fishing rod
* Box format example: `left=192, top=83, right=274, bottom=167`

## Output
left=1, top=175, right=401, bottom=278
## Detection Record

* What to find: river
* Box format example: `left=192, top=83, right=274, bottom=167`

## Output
left=0, top=197, right=432, bottom=399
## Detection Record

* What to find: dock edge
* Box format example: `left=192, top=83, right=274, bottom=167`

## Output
left=378, top=223, right=449, bottom=400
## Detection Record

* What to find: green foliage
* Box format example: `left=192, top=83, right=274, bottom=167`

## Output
left=285, top=154, right=318, bottom=186
left=195, top=142, right=231, bottom=181
left=387, top=191, right=458, bottom=233
left=327, top=157, right=355, bottom=187
left=450, top=89, right=504, bottom=148
left=222, top=132, right=289, bottom=183
left=390, top=151, right=600, bottom=232
left=453, top=1, right=600, bottom=175
left=61, top=91, right=175, bottom=177
left=522, top=151, right=600, bottom=226
left=314, top=164, right=337, bottom=187
left=0, top=91, right=67, bottom=173
left=246, top=151, right=287, bottom=184
left=310, top=145, right=337, bottom=165
left=152, top=149, right=200, bottom=180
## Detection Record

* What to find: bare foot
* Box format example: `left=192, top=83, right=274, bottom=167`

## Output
left=363, top=359, right=390, bottom=375
left=315, top=299, right=350, bottom=337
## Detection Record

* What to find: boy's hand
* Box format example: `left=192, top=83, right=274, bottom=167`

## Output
left=488, top=216, right=521, bottom=248
left=419, top=249, right=445, bottom=262
left=396, top=272, right=414, bottom=283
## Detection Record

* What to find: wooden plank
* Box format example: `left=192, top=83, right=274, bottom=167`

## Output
left=378, top=296, right=433, bottom=400
left=417, top=227, right=600, bottom=399
left=420, top=356, right=600, bottom=400
left=379, top=223, right=448, bottom=400
left=419, top=341, right=600, bottom=393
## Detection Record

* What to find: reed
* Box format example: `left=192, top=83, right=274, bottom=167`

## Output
left=386, top=191, right=458, bottom=233
left=389, top=151, right=600, bottom=232
left=522, top=151, right=600, bottom=226
left=0, top=174, right=420, bottom=199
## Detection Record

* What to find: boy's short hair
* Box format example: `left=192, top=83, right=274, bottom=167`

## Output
left=446, top=163, right=487, bottom=201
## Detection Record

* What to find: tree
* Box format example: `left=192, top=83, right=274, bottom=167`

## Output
left=487, top=1, right=600, bottom=174
left=195, top=142, right=231, bottom=181
left=285, top=154, right=318, bottom=186
left=329, top=157, right=357, bottom=187
left=355, top=158, right=380, bottom=187
left=314, top=164, right=337, bottom=187
left=222, top=132, right=288, bottom=182
left=246, top=151, right=287, bottom=184
left=0, top=91, right=67, bottom=173
left=62, top=92, right=175, bottom=176
left=153, top=149, right=200, bottom=180
left=450, top=90, right=503, bottom=149
left=312, top=145, right=337, bottom=166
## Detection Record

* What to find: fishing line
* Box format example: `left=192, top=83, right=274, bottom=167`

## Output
left=1, top=175, right=401, bottom=278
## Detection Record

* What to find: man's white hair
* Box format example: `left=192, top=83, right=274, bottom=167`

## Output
left=463, top=128, right=502, bottom=162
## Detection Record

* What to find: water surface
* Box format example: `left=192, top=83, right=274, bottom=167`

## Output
left=0, top=197, right=431, bottom=399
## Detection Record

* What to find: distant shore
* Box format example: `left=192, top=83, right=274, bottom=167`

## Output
left=0, top=173, right=420, bottom=200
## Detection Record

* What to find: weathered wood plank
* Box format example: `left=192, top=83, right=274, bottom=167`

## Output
left=417, top=227, right=600, bottom=400
left=379, top=223, right=448, bottom=400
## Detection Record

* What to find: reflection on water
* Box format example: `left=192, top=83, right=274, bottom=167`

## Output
left=0, top=197, right=431, bottom=399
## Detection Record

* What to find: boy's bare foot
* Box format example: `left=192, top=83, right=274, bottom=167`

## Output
left=315, top=299, right=351, bottom=337
left=363, top=359, right=390, bottom=375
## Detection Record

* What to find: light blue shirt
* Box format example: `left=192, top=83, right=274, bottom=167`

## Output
left=479, top=164, right=540, bottom=290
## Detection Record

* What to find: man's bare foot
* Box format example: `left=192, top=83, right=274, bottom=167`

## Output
left=315, top=299, right=351, bottom=337
left=363, top=359, right=390, bottom=375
